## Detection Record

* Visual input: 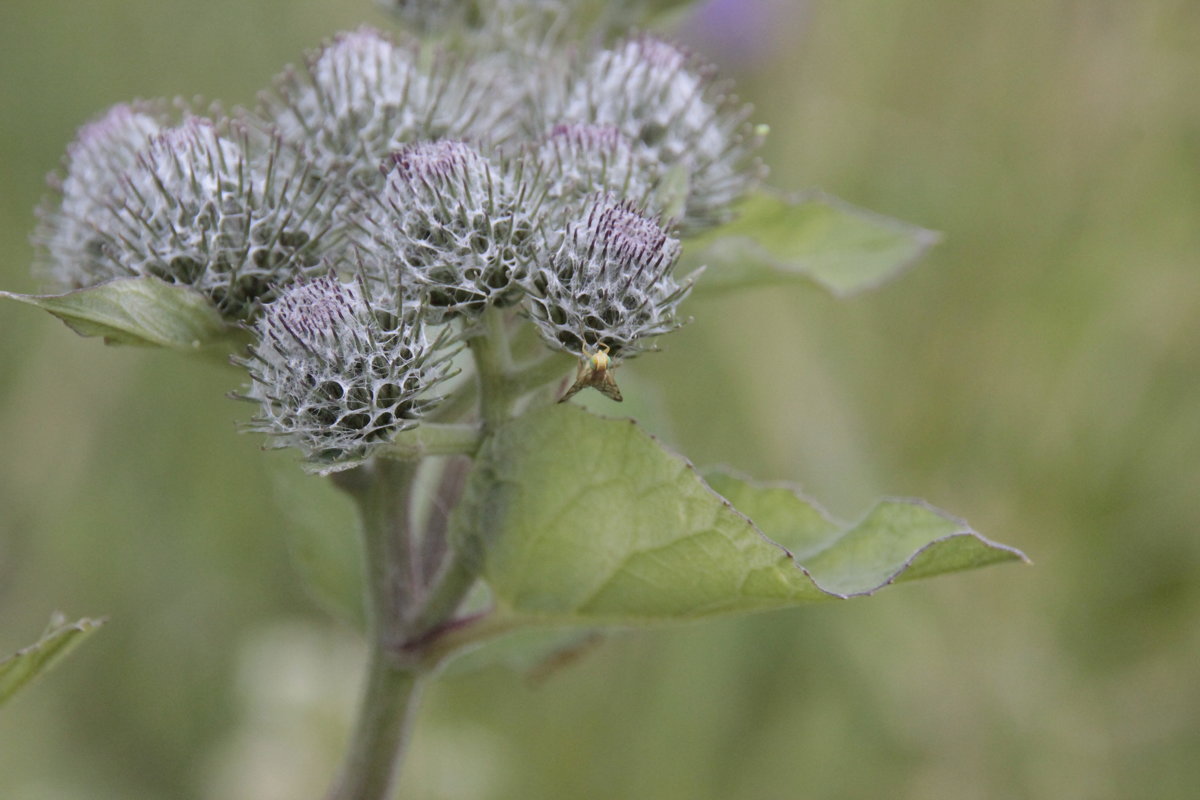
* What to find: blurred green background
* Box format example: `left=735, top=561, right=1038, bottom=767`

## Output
left=2, top=1, right=1198, bottom=798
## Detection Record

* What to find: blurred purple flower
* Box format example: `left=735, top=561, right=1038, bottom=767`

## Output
left=680, top=0, right=807, bottom=67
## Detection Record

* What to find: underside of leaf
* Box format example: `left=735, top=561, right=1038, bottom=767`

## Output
left=684, top=190, right=941, bottom=297
left=1, top=277, right=231, bottom=351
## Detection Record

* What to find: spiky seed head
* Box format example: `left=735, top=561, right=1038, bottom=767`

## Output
left=561, top=35, right=765, bottom=233
left=33, top=102, right=169, bottom=290
left=352, top=140, right=542, bottom=322
left=527, top=192, right=691, bottom=359
left=261, top=27, right=485, bottom=194
left=86, top=117, right=340, bottom=321
left=240, top=274, right=451, bottom=471
left=534, top=123, right=657, bottom=226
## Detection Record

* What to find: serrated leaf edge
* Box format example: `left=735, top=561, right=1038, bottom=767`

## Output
left=478, top=411, right=1028, bottom=626
left=702, top=466, right=1030, bottom=598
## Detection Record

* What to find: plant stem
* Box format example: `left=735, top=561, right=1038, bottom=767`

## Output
left=469, top=307, right=515, bottom=430
left=377, top=423, right=483, bottom=460
left=417, top=456, right=472, bottom=580
left=411, top=545, right=479, bottom=639
left=327, top=460, right=422, bottom=800
left=326, top=651, right=423, bottom=800
left=356, top=459, right=420, bottom=640
left=323, top=308, right=546, bottom=798
left=418, top=607, right=525, bottom=669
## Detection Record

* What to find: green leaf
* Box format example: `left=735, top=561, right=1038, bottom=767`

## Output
left=684, top=190, right=941, bottom=297
left=271, top=464, right=365, bottom=628
left=0, top=614, right=106, bottom=707
left=703, top=471, right=1029, bottom=595
left=452, top=406, right=1026, bottom=626
left=1, top=277, right=232, bottom=351
left=441, top=626, right=604, bottom=679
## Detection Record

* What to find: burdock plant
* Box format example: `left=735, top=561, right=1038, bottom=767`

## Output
left=1, top=1, right=1027, bottom=798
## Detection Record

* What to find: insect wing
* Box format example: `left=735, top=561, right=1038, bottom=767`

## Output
left=557, top=358, right=624, bottom=403
left=595, top=370, right=623, bottom=401
left=557, top=379, right=586, bottom=403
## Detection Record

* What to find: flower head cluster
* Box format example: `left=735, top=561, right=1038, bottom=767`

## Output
left=352, top=140, right=542, bottom=322
left=527, top=193, right=690, bottom=358
left=240, top=275, right=451, bottom=470
left=32, top=0, right=769, bottom=463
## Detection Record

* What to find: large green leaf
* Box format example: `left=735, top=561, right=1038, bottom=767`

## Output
left=0, top=614, right=106, bottom=707
left=271, top=463, right=365, bottom=628
left=452, top=406, right=1026, bottom=626
left=685, top=190, right=941, bottom=296
left=1, top=277, right=232, bottom=351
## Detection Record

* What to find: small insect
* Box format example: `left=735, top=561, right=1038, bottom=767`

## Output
left=558, top=342, right=623, bottom=403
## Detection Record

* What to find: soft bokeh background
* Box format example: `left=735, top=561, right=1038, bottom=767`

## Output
left=2, top=0, right=1198, bottom=798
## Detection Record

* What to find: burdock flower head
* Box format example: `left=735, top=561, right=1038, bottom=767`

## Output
left=352, top=140, right=542, bottom=322
left=239, top=274, right=452, bottom=471
left=559, top=34, right=765, bottom=232
left=527, top=192, right=692, bottom=361
left=534, top=123, right=657, bottom=227
left=33, top=102, right=169, bottom=290
left=39, top=115, right=341, bottom=321
left=261, top=26, right=486, bottom=193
